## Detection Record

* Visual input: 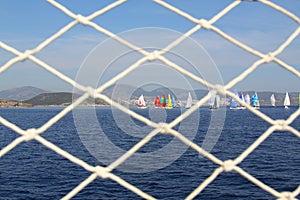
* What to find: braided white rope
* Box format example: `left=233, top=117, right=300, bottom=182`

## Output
left=0, top=0, right=299, bottom=199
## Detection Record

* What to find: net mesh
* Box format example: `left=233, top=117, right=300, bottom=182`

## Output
left=0, top=0, right=299, bottom=199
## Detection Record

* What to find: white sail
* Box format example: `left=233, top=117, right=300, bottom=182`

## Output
left=214, top=94, right=220, bottom=108
left=137, top=94, right=146, bottom=108
left=185, top=92, right=192, bottom=109
left=284, top=92, right=290, bottom=109
left=207, top=91, right=215, bottom=107
left=244, top=94, right=251, bottom=105
left=209, top=91, right=220, bottom=109
left=270, top=94, right=276, bottom=107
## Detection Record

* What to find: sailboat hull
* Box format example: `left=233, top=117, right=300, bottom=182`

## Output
left=229, top=106, right=247, bottom=110
left=284, top=106, right=289, bottom=109
left=138, top=106, right=147, bottom=109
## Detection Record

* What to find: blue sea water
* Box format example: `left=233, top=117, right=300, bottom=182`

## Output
left=0, top=106, right=299, bottom=199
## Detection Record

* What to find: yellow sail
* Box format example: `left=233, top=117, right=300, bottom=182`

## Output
left=166, top=93, right=172, bottom=108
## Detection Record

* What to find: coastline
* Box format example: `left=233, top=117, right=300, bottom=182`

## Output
left=0, top=99, right=33, bottom=108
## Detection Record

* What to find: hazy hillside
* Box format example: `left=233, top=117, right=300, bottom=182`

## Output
left=105, top=84, right=299, bottom=106
left=1, top=85, right=299, bottom=107
left=24, top=92, right=79, bottom=106
left=24, top=92, right=109, bottom=106
left=0, top=86, right=49, bottom=101
left=105, top=84, right=201, bottom=99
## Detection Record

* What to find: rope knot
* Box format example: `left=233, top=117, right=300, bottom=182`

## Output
left=76, top=14, right=89, bottom=25
left=158, top=122, right=169, bottom=134
left=198, top=19, right=211, bottom=30
left=275, top=120, right=288, bottom=131
left=223, top=160, right=235, bottom=172
left=95, top=166, right=109, bottom=179
left=147, top=50, right=159, bottom=61
left=264, top=52, right=274, bottom=63
left=86, top=87, right=96, bottom=98
left=214, top=84, right=226, bottom=96
left=279, top=191, right=294, bottom=200
left=25, top=128, right=37, bottom=142
left=19, top=50, right=32, bottom=62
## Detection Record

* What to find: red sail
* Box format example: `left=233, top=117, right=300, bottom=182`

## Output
left=154, top=96, right=160, bottom=107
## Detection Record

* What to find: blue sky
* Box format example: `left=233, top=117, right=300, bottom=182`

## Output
left=0, top=0, right=299, bottom=92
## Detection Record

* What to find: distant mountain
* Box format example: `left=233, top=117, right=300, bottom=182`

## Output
left=24, top=92, right=109, bottom=106
left=132, top=87, right=189, bottom=99
left=1, top=85, right=299, bottom=107
left=0, top=86, right=49, bottom=101
left=24, top=92, right=79, bottom=106
left=104, top=84, right=195, bottom=103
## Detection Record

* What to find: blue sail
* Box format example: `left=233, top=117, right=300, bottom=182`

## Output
left=251, top=93, right=259, bottom=107
left=230, top=98, right=238, bottom=108
left=230, top=90, right=239, bottom=108
left=239, top=93, right=244, bottom=101
left=172, top=95, right=175, bottom=107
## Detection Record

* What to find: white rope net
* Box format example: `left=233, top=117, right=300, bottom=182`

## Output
left=0, top=0, right=299, bottom=199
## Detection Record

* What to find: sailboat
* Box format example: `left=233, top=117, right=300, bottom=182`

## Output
left=208, top=91, right=220, bottom=109
left=211, top=94, right=220, bottom=109
left=166, top=94, right=173, bottom=109
left=159, top=93, right=166, bottom=107
left=251, top=92, right=260, bottom=109
left=283, top=91, right=290, bottom=109
left=137, top=94, right=147, bottom=109
left=185, top=92, right=192, bottom=109
left=270, top=94, right=276, bottom=107
left=239, top=93, right=245, bottom=102
left=244, top=94, right=251, bottom=106
left=154, top=96, right=160, bottom=108
left=208, top=91, right=215, bottom=108
left=172, top=95, right=176, bottom=108
left=229, top=90, right=239, bottom=109
left=238, top=92, right=246, bottom=109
